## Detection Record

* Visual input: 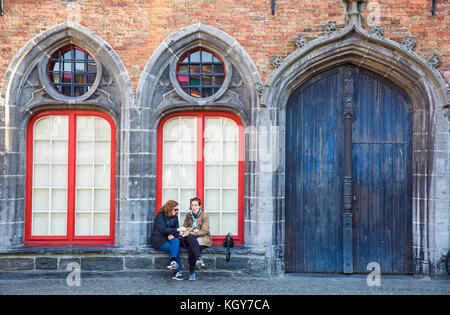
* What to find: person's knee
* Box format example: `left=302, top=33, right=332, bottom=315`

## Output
left=170, top=237, right=180, bottom=246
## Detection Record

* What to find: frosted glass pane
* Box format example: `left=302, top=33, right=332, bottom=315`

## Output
left=222, top=213, right=237, bottom=235
left=222, top=165, right=238, bottom=187
left=52, top=165, right=68, bottom=187
left=35, top=118, right=50, bottom=138
left=179, top=141, right=196, bottom=162
left=179, top=165, right=196, bottom=188
left=205, top=165, right=220, bottom=187
left=163, top=189, right=178, bottom=204
left=223, top=141, right=238, bottom=162
left=51, top=213, right=67, bottom=235
left=94, top=118, right=111, bottom=140
left=163, top=165, right=179, bottom=187
left=204, top=141, right=221, bottom=162
left=208, top=213, right=220, bottom=235
left=93, top=214, right=109, bottom=235
left=222, top=118, right=238, bottom=141
left=76, top=189, right=92, bottom=211
left=205, top=189, right=220, bottom=211
left=51, top=116, right=68, bottom=138
left=77, top=142, right=92, bottom=163
left=75, top=213, right=91, bottom=235
left=163, top=141, right=179, bottom=163
left=164, top=118, right=179, bottom=139
left=33, top=213, right=49, bottom=235
left=222, top=189, right=238, bottom=211
left=94, top=165, right=110, bottom=187
left=77, top=116, right=93, bottom=140
left=33, top=189, right=49, bottom=211
left=180, top=118, right=196, bottom=140
left=204, top=118, right=221, bottom=140
left=76, top=165, right=92, bottom=187
left=94, top=141, right=111, bottom=164
left=51, top=189, right=67, bottom=211
left=52, top=141, right=68, bottom=163
left=34, top=165, right=50, bottom=187
left=34, top=141, right=50, bottom=163
left=180, top=189, right=195, bottom=212
left=94, top=189, right=109, bottom=212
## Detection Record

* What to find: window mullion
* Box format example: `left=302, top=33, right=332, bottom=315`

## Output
left=67, top=114, right=76, bottom=241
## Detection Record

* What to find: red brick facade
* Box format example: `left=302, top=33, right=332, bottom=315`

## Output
left=0, top=0, right=448, bottom=90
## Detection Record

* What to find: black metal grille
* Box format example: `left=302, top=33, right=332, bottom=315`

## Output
left=47, top=45, right=97, bottom=97
left=176, top=48, right=226, bottom=98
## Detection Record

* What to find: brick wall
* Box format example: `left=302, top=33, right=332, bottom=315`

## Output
left=0, top=0, right=448, bottom=92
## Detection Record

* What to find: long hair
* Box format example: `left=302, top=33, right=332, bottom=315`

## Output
left=160, top=200, right=179, bottom=218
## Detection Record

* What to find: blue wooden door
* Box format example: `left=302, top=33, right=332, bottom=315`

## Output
left=352, top=68, right=413, bottom=274
left=285, top=68, right=344, bottom=273
left=285, top=66, right=413, bottom=274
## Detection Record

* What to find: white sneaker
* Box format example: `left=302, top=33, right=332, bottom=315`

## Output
left=167, top=261, right=179, bottom=270
left=196, top=258, right=205, bottom=269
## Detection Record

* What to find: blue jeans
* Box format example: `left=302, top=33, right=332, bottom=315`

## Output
left=158, top=238, right=182, bottom=273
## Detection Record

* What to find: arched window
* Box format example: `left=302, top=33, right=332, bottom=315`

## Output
left=156, top=112, right=244, bottom=244
left=25, top=110, right=116, bottom=245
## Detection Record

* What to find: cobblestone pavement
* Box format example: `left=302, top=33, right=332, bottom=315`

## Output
left=0, top=272, right=448, bottom=295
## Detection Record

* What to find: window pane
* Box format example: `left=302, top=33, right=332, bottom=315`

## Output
left=204, top=141, right=221, bottom=162
left=33, top=189, right=49, bottom=211
left=33, top=213, right=49, bottom=235
left=94, top=189, right=109, bottom=212
left=35, top=118, right=50, bottom=138
left=201, top=50, right=213, bottom=62
left=52, top=140, right=68, bottom=163
left=180, top=118, right=196, bottom=140
left=94, top=214, right=109, bottom=235
left=164, top=118, right=179, bottom=139
left=163, top=141, right=179, bottom=163
left=75, top=213, right=91, bottom=235
left=51, top=116, right=68, bottom=138
left=76, top=189, right=92, bottom=211
left=204, top=118, right=221, bottom=140
left=163, top=189, right=178, bottom=204
left=223, top=141, right=238, bottom=162
left=52, top=165, right=68, bottom=187
left=205, top=189, right=220, bottom=211
left=94, top=165, right=110, bottom=187
left=51, top=213, right=67, bottom=235
left=222, top=119, right=238, bottom=141
left=34, top=141, right=50, bottom=163
left=180, top=189, right=195, bottom=212
left=163, top=165, right=179, bottom=187
left=179, top=141, right=196, bottom=162
left=208, top=213, right=220, bottom=235
left=94, top=141, right=111, bottom=164
left=222, top=213, right=237, bottom=235
left=77, top=117, right=93, bottom=140
left=76, top=165, right=92, bottom=187
left=76, top=142, right=92, bottom=164
left=34, top=165, right=50, bottom=187
left=179, top=165, right=196, bottom=188
left=94, top=118, right=111, bottom=140
left=205, top=165, right=220, bottom=187
left=51, top=188, right=67, bottom=211
left=222, top=165, right=238, bottom=187
left=190, top=51, right=200, bottom=62
left=222, top=189, right=238, bottom=211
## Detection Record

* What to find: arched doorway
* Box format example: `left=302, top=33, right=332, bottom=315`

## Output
left=285, top=65, right=413, bottom=274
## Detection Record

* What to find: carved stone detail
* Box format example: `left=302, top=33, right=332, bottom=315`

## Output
left=426, top=54, right=442, bottom=69
left=324, top=23, right=338, bottom=37
left=294, top=35, right=307, bottom=49
left=271, top=55, right=284, bottom=69
left=401, top=36, right=417, bottom=51
left=369, top=25, right=384, bottom=38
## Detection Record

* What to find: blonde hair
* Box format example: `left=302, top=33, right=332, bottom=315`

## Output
left=160, top=200, right=179, bottom=218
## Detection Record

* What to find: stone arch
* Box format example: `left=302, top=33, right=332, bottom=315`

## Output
left=264, top=22, right=449, bottom=275
left=135, top=23, right=265, bottom=250
left=0, top=22, right=133, bottom=247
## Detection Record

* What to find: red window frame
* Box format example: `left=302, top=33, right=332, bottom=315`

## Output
left=25, top=110, right=116, bottom=245
left=156, top=111, right=245, bottom=245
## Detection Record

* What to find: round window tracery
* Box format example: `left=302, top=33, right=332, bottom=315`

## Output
left=176, top=48, right=226, bottom=98
left=47, top=45, right=97, bottom=97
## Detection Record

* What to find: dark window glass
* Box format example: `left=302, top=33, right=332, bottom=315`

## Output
left=47, top=45, right=97, bottom=97
left=176, top=48, right=226, bottom=98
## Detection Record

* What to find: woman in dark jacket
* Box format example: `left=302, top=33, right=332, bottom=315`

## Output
left=150, top=200, right=187, bottom=280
